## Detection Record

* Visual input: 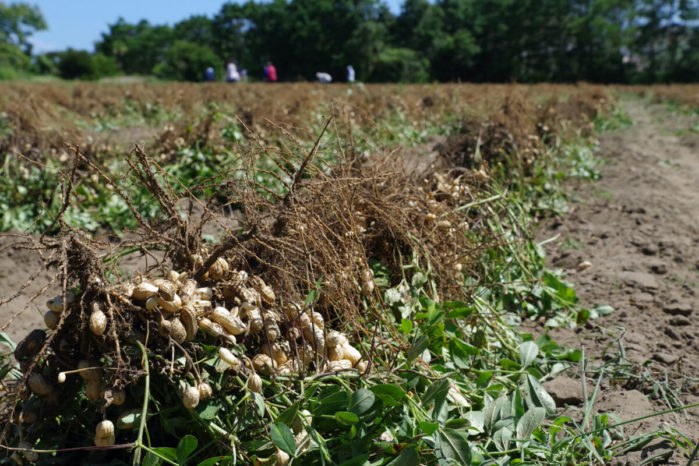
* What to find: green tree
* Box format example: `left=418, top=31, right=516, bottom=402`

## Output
left=153, top=40, right=222, bottom=81
left=57, top=49, right=119, bottom=80
left=96, top=18, right=174, bottom=75
left=370, top=47, right=429, bottom=82
left=174, top=15, right=216, bottom=48
left=0, top=1, right=47, bottom=54
left=631, top=0, right=699, bottom=82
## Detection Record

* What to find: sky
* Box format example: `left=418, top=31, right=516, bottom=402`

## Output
left=28, top=0, right=404, bottom=54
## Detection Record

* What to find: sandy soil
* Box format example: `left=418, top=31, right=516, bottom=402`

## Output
left=534, top=98, right=699, bottom=463
left=0, top=235, right=55, bottom=344
left=0, top=235, right=167, bottom=345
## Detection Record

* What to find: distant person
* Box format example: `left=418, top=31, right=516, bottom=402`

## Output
left=346, top=65, right=355, bottom=83
left=241, top=69, right=248, bottom=82
left=316, top=72, right=332, bottom=83
left=204, top=66, right=215, bottom=82
left=264, top=62, right=277, bottom=82
left=226, top=61, right=240, bottom=83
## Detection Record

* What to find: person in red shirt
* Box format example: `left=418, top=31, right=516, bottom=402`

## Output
left=264, top=62, right=277, bottom=82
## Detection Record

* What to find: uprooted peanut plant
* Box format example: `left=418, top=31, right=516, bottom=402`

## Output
left=3, top=83, right=673, bottom=465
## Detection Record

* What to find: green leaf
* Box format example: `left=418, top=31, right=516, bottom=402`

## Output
left=387, top=446, right=419, bottom=466
left=426, top=307, right=446, bottom=327
left=473, top=329, right=486, bottom=348
left=275, top=401, right=300, bottom=426
left=518, top=341, right=539, bottom=369
left=335, top=411, right=359, bottom=425
left=526, top=374, right=556, bottom=415
left=439, top=428, right=472, bottom=464
left=197, top=457, right=232, bottom=466
left=444, top=301, right=474, bottom=319
left=316, top=389, right=350, bottom=415
left=196, top=401, right=221, bottom=420
left=465, top=411, right=484, bottom=435
left=516, top=407, right=546, bottom=440
left=339, top=454, right=370, bottom=466
left=493, top=425, right=513, bottom=451
left=476, top=371, right=493, bottom=387
left=406, top=335, right=429, bottom=363
left=371, top=384, right=406, bottom=406
left=450, top=339, right=477, bottom=369
left=252, top=392, right=266, bottom=417
left=400, top=318, right=413, bottom=334
left=350, top=389, right=375, bottom=416
left=176, top=435, right=198, bottom=464
left=0, top=331, right=16, bottom=351
left=592, top=304, right=615, bottom=316
left=483, top=395, right=511, bottom=433
left=304, top=289, right=319, bottom=306
left=143, top=452, right=162, bottom=466
left=270, top=423, right=296, bottom=456
left=116, top=411, right=141, bottom=430
left=150, top=447, right=177, bottom=462
left=423, top=379, right=450, bottom=422
left=419, top=421, right=439, bottom=435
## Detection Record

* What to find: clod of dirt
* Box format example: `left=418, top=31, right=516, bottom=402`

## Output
left=651, top=352, right=679, bottom=365
left=668, top=316, right=691, bottom=326
left=543, top=375, right=587, bottom=406
left=662, top=302, right=693, bottom=316
left=618, top=271, right=659, bottom=291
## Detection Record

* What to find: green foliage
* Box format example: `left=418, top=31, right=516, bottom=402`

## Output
left=96, top=18, right=174, bottom=75
left=57, top=49, right=120, bottom=80
left=0, top=41, right=32, bottom=80
left=370, top=47, right=429, bottom=83
left=0, top=42, right=30, bottom=69
left=72, top=0, right=699, bottom=83
left=0, top=1, right=47, bottom=53
left=153, top=41, right=223, bottom=82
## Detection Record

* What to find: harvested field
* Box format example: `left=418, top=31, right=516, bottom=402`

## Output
left=0, top=83, right=696, bottom=464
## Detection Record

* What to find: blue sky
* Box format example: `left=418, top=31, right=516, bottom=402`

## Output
left=28, top=0, right=404, bottom=53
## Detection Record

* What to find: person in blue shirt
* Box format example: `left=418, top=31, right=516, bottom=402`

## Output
left=205, top=66, right=215, bottom=82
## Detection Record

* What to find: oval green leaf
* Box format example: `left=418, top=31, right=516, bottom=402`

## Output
left=335, top=411, right=360, bottom=425
left=370, top=384, right=406, bottom=406
left=270, top=422, right=296, bottom=456
left=516, top=407, right=546, bottom=440
left=439, top=428, right=471, bottom=464
left=350, top=388, right=376, bottom=416
left=176, top=434, right=198, bottom=464
left=518, top=341, right=539, bottom=368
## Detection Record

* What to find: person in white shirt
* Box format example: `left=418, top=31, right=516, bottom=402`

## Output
left=316, top=72, right=332, bottom=83
left=346, top=65, right=355, bottom=83
left=226, top=62, right=240, bottom=83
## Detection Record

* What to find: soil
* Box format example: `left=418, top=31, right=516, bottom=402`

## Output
left=0, top=234, right=164, bottom=345
left=534, top=98, right=699, bottom=464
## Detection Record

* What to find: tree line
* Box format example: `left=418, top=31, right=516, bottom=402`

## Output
left=1, top=0, right=698, bottom=83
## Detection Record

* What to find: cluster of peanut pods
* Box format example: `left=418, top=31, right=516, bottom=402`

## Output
left=13, top=255, right=366, bottom=455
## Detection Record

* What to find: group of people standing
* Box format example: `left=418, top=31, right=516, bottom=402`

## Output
left=205, top=61, right=355, bottom=83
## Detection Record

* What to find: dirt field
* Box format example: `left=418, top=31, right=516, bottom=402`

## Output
left=535, top=97, right=699, bottom=462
